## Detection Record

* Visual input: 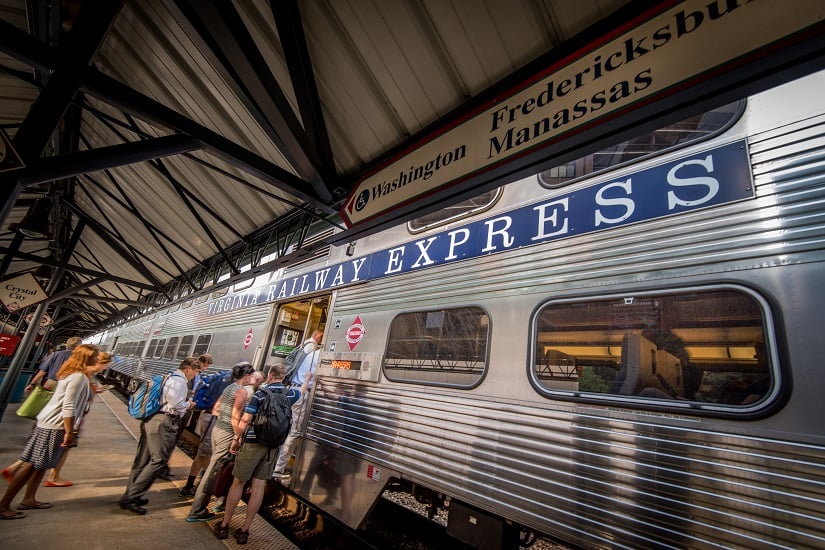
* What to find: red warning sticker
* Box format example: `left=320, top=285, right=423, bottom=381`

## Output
left=346, top=316, right=365, bottom=351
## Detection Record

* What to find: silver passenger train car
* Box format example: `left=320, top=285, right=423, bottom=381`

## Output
left=96, top=72, right=825, bottom=549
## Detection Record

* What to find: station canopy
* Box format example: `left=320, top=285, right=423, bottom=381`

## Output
left=0, top=0, right=822, bottom=339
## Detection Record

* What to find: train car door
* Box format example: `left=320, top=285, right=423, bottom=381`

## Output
left=267, top=294, right=329, bottom=361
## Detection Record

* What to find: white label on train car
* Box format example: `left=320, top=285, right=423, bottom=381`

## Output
left=208, top=140, right=752, bottom=316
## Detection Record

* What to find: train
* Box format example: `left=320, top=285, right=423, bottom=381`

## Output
left=93, top=70, right=825, bottom=549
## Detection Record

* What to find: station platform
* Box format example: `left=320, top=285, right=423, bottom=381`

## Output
left=0, top=388, right=297, bottom=550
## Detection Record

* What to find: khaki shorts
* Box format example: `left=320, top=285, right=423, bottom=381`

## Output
left=195, top=413, right=214, bottom=457
left=43, top=379, right=57, bottom=391
left=233, top=441, right=279, bottom=482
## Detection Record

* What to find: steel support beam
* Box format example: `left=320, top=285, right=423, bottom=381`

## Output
left=0, top=247, right=158, bottom=291
left=0, top=18, right=336, bottom=214
left=0, top=0, right=125, bottom=227
left=169, top=0, right=335, bottom=201
left=271, top=0, right=336, bottom=191
left=66, top=293, right=161, bottom=308
left=16, top=134, right=202, bottom=186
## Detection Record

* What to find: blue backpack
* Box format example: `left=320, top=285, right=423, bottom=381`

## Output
left=193, top=370, right=231, bottom=410
left=128, top=374, right=168, bottom=419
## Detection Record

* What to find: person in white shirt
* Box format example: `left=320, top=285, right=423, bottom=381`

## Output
left=118, top=357, right=197, bottom=515
left=0, top=344, right=102, bottom=520
left=272, top=329, right=323, bottom=477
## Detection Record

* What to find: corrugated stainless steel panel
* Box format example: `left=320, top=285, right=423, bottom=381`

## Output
left=306, top=379, right=825, bottom=549
left=313, top=78, right=825, bottom=548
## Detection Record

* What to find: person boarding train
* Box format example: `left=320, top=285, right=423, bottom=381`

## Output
left=118, top=357, right=198, bottom=515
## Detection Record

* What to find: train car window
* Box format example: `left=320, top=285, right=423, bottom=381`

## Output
left=531, top=287, right=775, bottom=414
left=146, top=338, right=159, bottom=358
left=154, top=338, right=167, bottom=359
left=408, top=188, right=502, bottom=233
left=233, top=278, right=254, bottom=291
left=194, top=294, right=209, bottom=305
left=210, top=288, right=229, bottom=299
left=383, top=306, right=490, bottom=388
left=193, top=334, right=212, bottom=356
left=176, top=335, right=194, bottom=360
left=137, top=341, right=146, bottom=356
left=162, top=336, right=180, bottom=360
left=538, top=101, right=744, bottom=188
left=181, top=299, right=193, bottom=309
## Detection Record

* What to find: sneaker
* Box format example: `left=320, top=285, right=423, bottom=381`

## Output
left=234, top=528, right=249, bottom=544
left=186, top=511, right=216, bottom=523
left=211, top=498, right=225, bottom=513
left=178, top=486, right=196, bottom=498
left=215, top=524, right=229, bottom=540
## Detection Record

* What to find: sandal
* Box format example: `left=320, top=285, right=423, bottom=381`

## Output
left=234, top=528, right=249, bottom=544
left=215, top=524, right=229, bottom=540
left=44, top=480, right=73, bottom=487
left=18, top=502, right=52, bottom=510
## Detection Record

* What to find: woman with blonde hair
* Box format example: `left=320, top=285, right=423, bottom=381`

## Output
left=44, top=351, right=114, bottom=487
left=0, top=344, right=100, bottom=519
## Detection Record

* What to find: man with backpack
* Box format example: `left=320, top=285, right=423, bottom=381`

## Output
left=272, top=329, right=323, bottom=478
left=119, top=357, right=198, bottom=515
left=214, top=364, right=305, bottom=544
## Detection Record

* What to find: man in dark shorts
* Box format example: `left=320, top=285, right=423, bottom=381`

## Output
left=214, top=364, right=304, bottom=544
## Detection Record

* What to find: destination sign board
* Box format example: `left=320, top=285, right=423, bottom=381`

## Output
left=0, top=273, right=48, bottom=313
left=341, top=0, right=824, bottom=228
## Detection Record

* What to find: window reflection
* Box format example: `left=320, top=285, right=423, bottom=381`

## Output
left=533, top=288, right=773, bottom=409
left=383, top=306, right=489, bottom=387
left=539, top=102, right=743, bottom=188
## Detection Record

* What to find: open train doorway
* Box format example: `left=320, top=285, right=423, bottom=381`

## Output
left=266, top=294, right=330, bottom=364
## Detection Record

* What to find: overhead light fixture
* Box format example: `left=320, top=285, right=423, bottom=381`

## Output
left=10, top=198, right=52, bottom=239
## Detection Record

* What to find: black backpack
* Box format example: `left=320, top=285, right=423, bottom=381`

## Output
left=252, top=386, right=293, bottom=448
